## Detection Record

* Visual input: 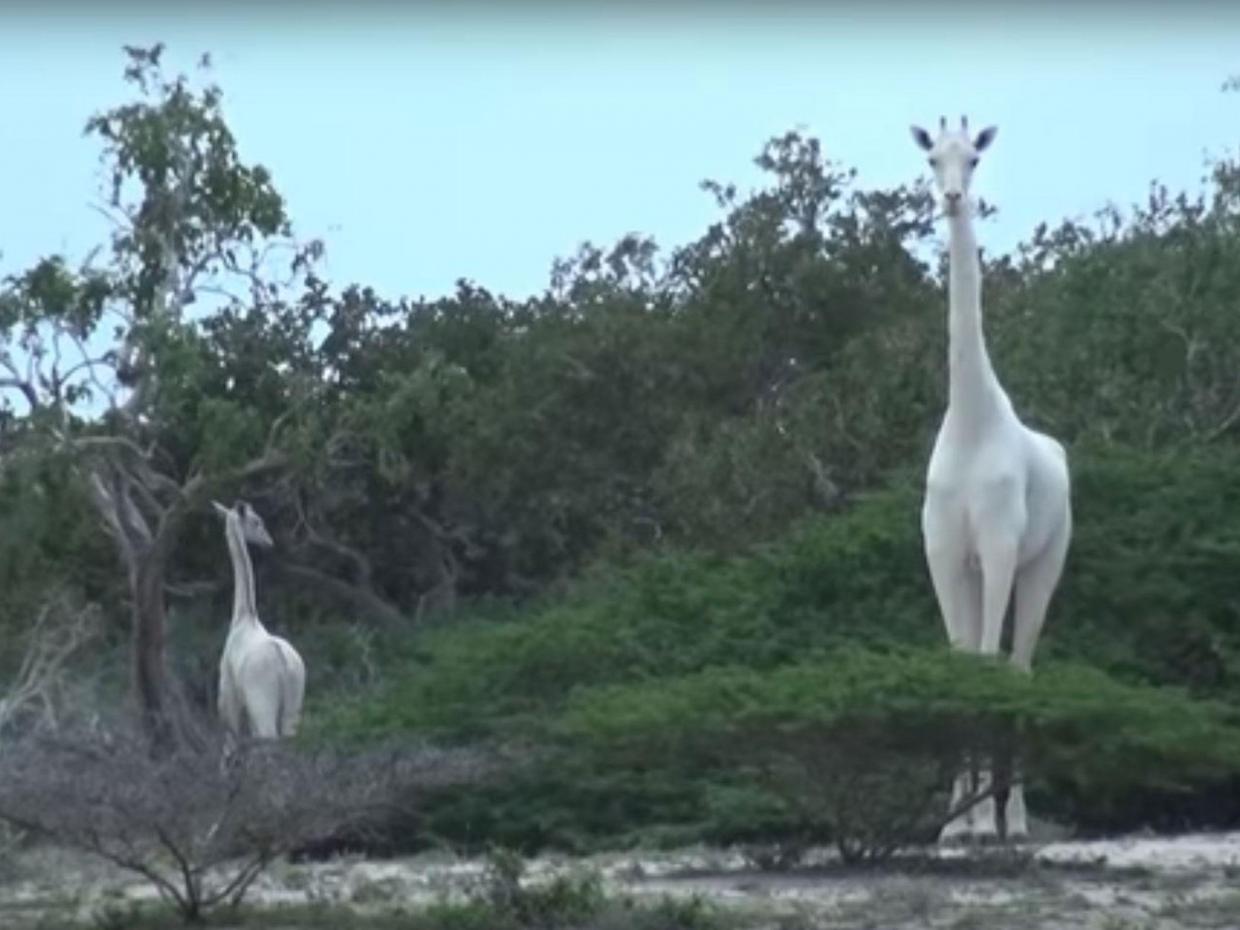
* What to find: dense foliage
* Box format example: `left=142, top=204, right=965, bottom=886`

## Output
left=4, top=45, right=1240, bottom=855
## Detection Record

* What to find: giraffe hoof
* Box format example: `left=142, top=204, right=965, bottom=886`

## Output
left=937, top=833, right=977, bottom=848
left=938, top=820, right=974, bottom=846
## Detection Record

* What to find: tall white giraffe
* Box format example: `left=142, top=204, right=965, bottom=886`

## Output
left=214, top=500, right=305, bottom=742
left=911, top=116, right=1072, bottom=842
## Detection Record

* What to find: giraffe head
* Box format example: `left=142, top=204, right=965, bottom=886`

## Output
left=910, top=115, right=997, bottom=217
left=212, top=499, right=275, bottom=549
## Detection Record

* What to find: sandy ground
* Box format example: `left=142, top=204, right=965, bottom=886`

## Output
left=3, top=831, right=1240, bottom=928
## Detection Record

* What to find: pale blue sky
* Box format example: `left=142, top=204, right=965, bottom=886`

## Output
left=2, top=4, right=1239, bottom=301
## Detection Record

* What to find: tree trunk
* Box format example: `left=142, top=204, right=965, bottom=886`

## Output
left=131, top=555, right=175, bottom=752
left=91, top=466, right=196, bottom=754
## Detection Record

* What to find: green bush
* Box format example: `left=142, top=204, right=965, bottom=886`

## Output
left=1045, top=444, right=1240, bottom=695
left=567, top=646, right=1240, bottom=785
left=401, top=646, right=1240, bottom=856
left=561, top=648, right=1240, bottom=860
left=318, top=442, right=1240, bottom=751
left=311, top=476, right=931, bottom=747
left=308, top=441, right=1240, bottom=850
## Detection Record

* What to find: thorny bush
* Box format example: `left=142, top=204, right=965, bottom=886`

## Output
left=0, top=720, right=492, bottom=921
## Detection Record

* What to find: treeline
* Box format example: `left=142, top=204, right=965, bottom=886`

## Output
left=4, top=46, right=1240, bottom=855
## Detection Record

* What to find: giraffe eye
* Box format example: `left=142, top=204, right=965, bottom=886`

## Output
left=927, top=157, right=937, bottom=168
left=969, top=156, right=980, bottom=168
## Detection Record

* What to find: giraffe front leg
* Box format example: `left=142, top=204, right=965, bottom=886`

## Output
left=923, top=501, right=983, bottom=653
left=1005, top=778, right=1029, bottom=841
left=971, top=527, right=1021, bottom=843
left=970, top=766, right=1000, bottom=842
left=977, top=537, right=1019, bottom=659
left=1004, top=510, right=1071, bottom=841
left=940, top=766, right=977, bottom=844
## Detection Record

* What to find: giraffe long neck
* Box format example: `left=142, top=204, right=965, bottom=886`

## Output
left=946, top=208, right=1006, bottom=426
left=225, top=517, right=259, bottom=630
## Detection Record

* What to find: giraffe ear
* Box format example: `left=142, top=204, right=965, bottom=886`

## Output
left=211, top=501, right=230, bottom=518
left=973, top=126, right=997, bottom=151
left=910, top=125, right=934, bottom=151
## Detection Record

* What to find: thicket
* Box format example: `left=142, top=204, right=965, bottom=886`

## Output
left=564, top=649, right=1240, bottom=860
left=4, top=45, right=1240, bottom=860
left=0, top=723, right=491, bottom=921
left=315, top=441, right=1240, bottom=740
left=304, top=444, right=1240, bottom=853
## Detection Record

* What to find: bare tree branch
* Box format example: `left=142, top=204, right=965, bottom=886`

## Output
left=0, top=721, right=497, bottom=920
left=0, top=593, right=101, bottom=738
left=275, top=561, right=407, bottom=629
left=0, top=352, right=39, bottom=411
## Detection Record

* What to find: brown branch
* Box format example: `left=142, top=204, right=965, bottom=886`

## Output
left=1205, top=384, right=1240, bottom=442
left=64, top=334, right=119, bottom=410
left=290, top=490, right=375, bottom=585
left=73, top=436, right=175, bottom=486
left=275, top=561, right=406, bottom=629
left=165, top=578, right=228, bottom=599
left=214, top=852, right=275, bottom=910
left=87, top=470, right=139, bottom=566
left=116, top=475, right=155, bottom=552
left=153, top=821, right=200, bottom=915
left=2, top=802, right=191, bottom=915
left=0, top=376, right=38, bottom=411
left=0, top=596, right=100, bottom=736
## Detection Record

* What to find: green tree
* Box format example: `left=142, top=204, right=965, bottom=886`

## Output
left=0, top=45, right=320, bottom=747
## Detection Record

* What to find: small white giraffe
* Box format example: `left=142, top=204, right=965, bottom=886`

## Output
left=911, top=116, right=1072, bottom=842
left=214, top=499, right=305, bottom=742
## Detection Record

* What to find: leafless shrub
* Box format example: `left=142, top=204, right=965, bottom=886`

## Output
left=0, top=592, right=103, bottom=871
left=0, top=720, right=492, bottom=922
left=0, top=590, right=102, bottom=739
